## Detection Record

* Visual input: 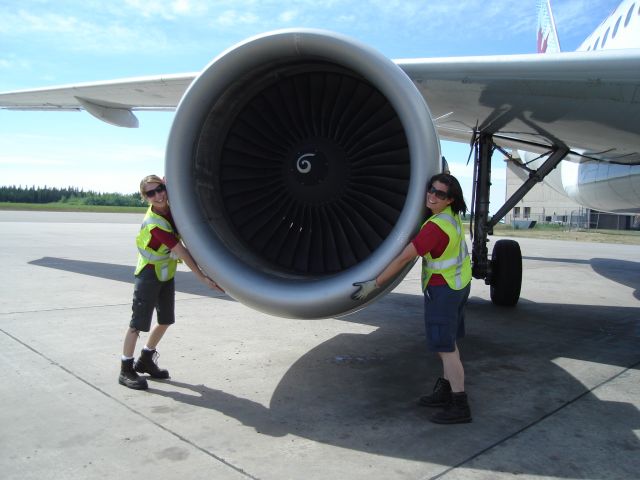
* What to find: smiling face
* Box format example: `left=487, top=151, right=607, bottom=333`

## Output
left=426, top=180, right=453, bottom=215
left=142, top=181, right=169, bottom=211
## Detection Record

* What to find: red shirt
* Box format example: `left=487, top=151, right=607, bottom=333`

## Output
left=411, top=221, right=449, bottom=286
left=144, top=208, right=179, bottom=271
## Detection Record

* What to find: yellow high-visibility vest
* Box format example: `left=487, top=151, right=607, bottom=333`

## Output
left=421, top=205, right=471, bottom=291
left=134, top=207, right=180, bottom=281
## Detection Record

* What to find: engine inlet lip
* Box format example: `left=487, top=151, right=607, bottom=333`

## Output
left=165, top=29, right=440, bottom=318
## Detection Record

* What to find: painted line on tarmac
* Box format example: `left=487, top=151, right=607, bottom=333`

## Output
left=424, top=358, right=640, bottom=480
left=1, top=327, right=261, bottom=480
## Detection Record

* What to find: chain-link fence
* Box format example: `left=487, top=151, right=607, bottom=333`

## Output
left=501, top=209, right=639, bottom=231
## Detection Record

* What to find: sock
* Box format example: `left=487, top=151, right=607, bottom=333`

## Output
left=143, top=346, right=155, bottom=352
left=121, top=355, right=134, bottom=361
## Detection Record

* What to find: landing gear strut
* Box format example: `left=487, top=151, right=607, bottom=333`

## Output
left=469, top=133, right=569, bottom=306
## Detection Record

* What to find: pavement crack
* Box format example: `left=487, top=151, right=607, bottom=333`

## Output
left=0, top=327, right=261, bottom=480
left=1, top=302, right=130, bottom=315
left=424, top=358, right=640, bottom=480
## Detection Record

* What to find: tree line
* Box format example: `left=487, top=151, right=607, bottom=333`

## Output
left=0, top=185, right=145, bottom=207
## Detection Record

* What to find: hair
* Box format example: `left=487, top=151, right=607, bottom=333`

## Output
left=139, top=174, right=164, bottom=198
left=428, top=173, right=467, bottom=215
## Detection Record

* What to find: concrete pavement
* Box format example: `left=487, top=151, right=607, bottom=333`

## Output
left=1, top=210, right=639, bottom=479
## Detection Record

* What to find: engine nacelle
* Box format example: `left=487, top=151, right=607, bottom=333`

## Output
left=165, top=29, right=440, bottom=318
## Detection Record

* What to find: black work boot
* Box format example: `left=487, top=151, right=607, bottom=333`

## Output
left=119, top=358, right=148, bottom=390
left=430, top=392, right=472, bottom=424
left=134, top=348, right=170, bottom=379
left=418, top=377, right=452, bottom=407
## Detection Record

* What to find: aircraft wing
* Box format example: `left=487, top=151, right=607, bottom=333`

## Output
left=1, top=50, right=639, bottom=163
left=0, top=73, right=197, bottom=127
left=399, top=49, right=640, bottom=165
left=4, top=29, right=639, bottom=317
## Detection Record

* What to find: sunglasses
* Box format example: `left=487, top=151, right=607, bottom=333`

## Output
left=427, top=185, right=449, bottom=200
left=144, top=184, right=166, bottom=198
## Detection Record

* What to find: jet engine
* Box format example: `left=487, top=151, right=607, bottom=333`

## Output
left=165, top=29, right=441, bottom=319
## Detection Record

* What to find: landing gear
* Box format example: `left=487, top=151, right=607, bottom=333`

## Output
left=489, top=239, right=522, bottom=306
left=469, top=132, right=569, bottom=307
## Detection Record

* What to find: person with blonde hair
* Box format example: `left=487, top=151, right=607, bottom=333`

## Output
left=119, top=175, right=223, bottom=390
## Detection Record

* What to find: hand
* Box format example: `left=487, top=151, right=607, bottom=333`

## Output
left=204, top=276, right=225, bottom=293
left=351, top=279, right=378, bottom=300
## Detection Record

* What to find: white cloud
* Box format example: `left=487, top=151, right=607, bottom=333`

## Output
left=0, top=10, right=81, bottom=35
left=552, top=0, right=612, bottom=37
left=278, top=10, right=299, bottom=23
left=0, top=7, right=169, bottom=54
left=0, top=56, right=30, bottom=71
left=122, top=0, right=206, bottom=19
left=0, top=154, right=67, bottom=167
left=215, top=10, right=260, bottom=27
left=335, top=14, right=357, bottom=23
left=0, top=128, right=164, bottom=186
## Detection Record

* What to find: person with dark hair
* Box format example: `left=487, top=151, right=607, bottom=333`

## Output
left=119, top=175, right=224, bottom=390
left=352, top=173, right=473, bottom=424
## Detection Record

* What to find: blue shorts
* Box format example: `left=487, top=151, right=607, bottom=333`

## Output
left=130, top=267, right=175, bottom=332
left=424, top=283, right=470, bottom=352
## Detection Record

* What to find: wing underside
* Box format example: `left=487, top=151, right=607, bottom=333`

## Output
left=399, top=49, right=640, bottom=166
left=1, top=50, right=639, bottom=164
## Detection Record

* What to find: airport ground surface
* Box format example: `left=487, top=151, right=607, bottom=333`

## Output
left=1, top=210, right=638, bottom=480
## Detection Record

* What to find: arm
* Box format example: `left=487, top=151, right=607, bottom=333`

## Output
left=170, top=241, right=224, bottom=292
left=375, top=242, right=419, bottom=288
left=352, top=242, right=419, bottom=300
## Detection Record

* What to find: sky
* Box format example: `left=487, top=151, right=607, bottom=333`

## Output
left=0, top=0, right=623, bottom=212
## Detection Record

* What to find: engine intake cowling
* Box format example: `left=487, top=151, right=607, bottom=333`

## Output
left=165, top=29, right=440, bottom=318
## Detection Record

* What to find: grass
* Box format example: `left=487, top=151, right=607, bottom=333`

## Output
left=0, top=202, right=146, bottom=214
left=491, top=223, right=640, bottom=245
left=2, top=202, right=639, bottom=245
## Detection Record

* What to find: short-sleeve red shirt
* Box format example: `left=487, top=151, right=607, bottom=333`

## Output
left=143, top=209, right=179, bottom=272
left=411, top=221, right=449, bottom=286
left=148, top=208, right=179, bottom=250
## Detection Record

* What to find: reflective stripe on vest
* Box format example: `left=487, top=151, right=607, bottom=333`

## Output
left=141, top=214, right=171, bottom=232
left=421, top=206, right=471, bottom=291
left=135, top=207, right=179, bottom=281
left=137, top=247, right=170, bottom=262
left=424, top=212, right=469, bottom=289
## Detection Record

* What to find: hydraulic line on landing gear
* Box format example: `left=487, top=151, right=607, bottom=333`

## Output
left=468, top=132, right=569, bottom=306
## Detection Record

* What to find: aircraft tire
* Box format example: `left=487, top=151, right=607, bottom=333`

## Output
left=489, top=239, right=522, bottom=307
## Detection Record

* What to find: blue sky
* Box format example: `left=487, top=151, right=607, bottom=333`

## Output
left=0, top=0, right=622, bottom=210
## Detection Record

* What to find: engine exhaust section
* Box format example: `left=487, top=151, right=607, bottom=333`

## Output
left=165, top=29, right=440, bottom=319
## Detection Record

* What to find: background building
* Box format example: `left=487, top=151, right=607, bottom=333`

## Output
left=502, top=157, right=638, bottom=230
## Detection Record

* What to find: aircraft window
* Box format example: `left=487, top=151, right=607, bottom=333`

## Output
left=602, top=27, right=610, bottom=47
left=596, top=164, right=609, bottom=182
left=625, top=4, right=634, bottom=26
left=613, top=17, right=621, bottom=38
left=579, top=164, right=598, bottom=183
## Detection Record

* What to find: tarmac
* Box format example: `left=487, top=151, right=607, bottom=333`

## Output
left=1, top=210, right=639, bottom=480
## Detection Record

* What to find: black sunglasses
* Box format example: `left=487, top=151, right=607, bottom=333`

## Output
left=427, top=185, right=449, bottom=200
left=144, top=184, right=166, bottom=198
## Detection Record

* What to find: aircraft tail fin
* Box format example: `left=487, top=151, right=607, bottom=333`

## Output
left=537, top=0, right=561, bottom=53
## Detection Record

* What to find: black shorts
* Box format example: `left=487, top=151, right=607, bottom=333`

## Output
left=130, top=267, right=175, bottom=332
left=423, top=283, right=470, bottom=352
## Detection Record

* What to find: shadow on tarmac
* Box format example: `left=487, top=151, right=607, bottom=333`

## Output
left=524, top=256, right=640, bottom=300
left=146, top=293, right=640, bottom=478
left=590, top=258, right=640, bottom=301
left=28, top=256, right=230, bottom=298
left=28, top=255, right=640, bottom=302
left=28, top=255, right=640, bottom=476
